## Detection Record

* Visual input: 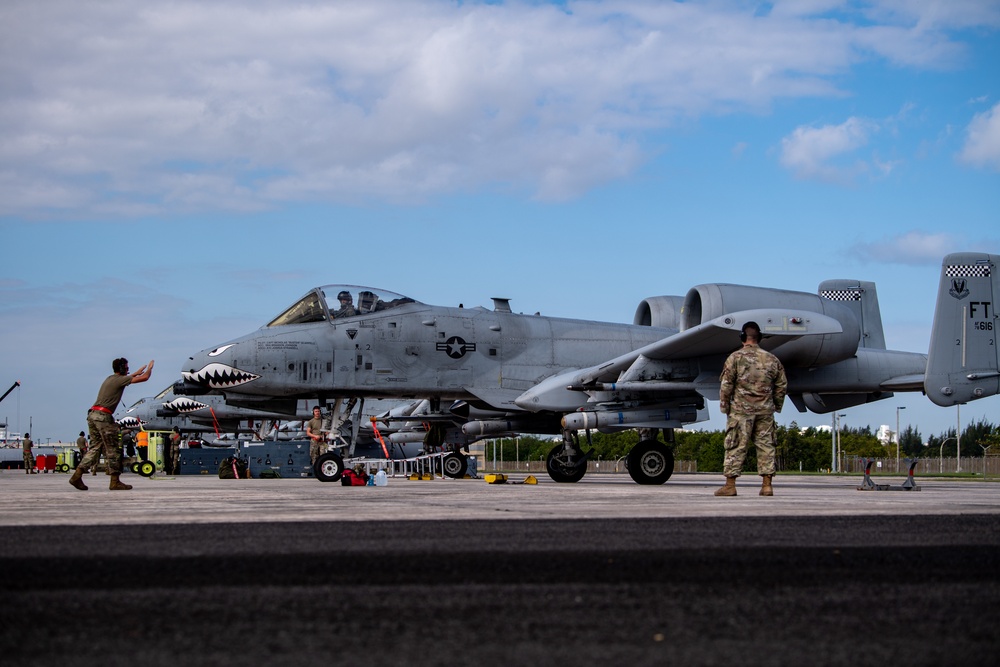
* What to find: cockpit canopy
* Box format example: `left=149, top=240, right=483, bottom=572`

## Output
left=267, top=285, right=417, bottom=327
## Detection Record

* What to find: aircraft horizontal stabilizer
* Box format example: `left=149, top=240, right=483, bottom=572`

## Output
left=878, top=374, right=926, bottom=391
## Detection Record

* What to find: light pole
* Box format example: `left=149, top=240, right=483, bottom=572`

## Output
left=896, top=406, right=906, bottom=473
left=830, top=414, right=837, bottom=472
left=939, top=437, right=955, bottom=474
left=835, top=413, right=846, bottom=472
left=956, top=403, right=962, bottom=472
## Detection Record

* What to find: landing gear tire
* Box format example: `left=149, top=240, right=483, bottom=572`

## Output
left=315, top=452, right=344, bottom=483
left=626, top=440, right=674, bottom=485
left=442, top=453, right=468, bottom=479
left=546, top=445, right=587, bottom=483
left=138, top=460, right=156, bottom=477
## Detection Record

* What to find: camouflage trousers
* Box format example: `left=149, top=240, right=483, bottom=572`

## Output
left=722, top=412, right=777, bottom=477
left=310, top=441, right=327, bottom=466
left=23, top=451, right=34, bottom=470
left=80, top=411, right=123, bottom=475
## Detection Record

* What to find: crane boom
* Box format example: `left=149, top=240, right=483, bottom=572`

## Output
left=0, top=381, right=21, bottom=404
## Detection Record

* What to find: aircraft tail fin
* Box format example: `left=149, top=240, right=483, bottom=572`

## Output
left=819, top=280, right=886, bottom=349
left=925, top=252, right=1000, bottom=406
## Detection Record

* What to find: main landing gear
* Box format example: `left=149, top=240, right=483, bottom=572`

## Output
left=545, top=428, right=676, bottom=485
left=545, top=431, right=589, bottom=483
left=625, top=439, right=674, bottom=485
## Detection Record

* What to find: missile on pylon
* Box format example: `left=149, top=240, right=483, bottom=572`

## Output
left=461, top=420, right=518, bottom=437
left=561, top=407, right=699, bottom=431
left=388, top=431, right=427, bottom=444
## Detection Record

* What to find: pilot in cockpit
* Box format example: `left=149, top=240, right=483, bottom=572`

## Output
left=333, top=291, right=357, bottom=318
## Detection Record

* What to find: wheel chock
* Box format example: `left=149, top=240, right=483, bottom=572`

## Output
left=485, top=473, right=507, bottom=484
left=522, top=475, right=538, bottom=485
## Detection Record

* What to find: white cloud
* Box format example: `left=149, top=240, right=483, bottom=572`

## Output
left=958, top=102, right=1000, bottom=170
left=779, top=117, right=877, bottom=183
left=0, top=0, right=995, bottom=217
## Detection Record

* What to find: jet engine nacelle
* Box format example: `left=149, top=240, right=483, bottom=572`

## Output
left=801, top=392, right=890, bottom=414
left=684, top=284, right=861, bottom=366
left=633, top=295, right=685, bottom=329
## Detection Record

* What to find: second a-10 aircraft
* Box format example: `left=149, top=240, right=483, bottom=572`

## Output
left=117, top=383, right=311, bottom=436
left=176, top=252, right=999, bottom=484
left=118, top=382, right=428, bottom=458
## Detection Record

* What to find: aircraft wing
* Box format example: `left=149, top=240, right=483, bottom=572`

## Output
left=462, top=386, right=529, bottom=412
left=516, top=309, right=842, bottom=413
left=581, top=308, right=843, bottom=385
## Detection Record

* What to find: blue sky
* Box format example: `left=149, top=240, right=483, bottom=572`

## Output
left=2, top=0, right=998, bottom=446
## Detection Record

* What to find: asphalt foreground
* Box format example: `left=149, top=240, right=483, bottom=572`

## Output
left=1, top=471, right=997, bottom=667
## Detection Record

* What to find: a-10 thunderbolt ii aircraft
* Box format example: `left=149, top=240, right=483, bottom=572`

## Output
left=176, top=252, right=999, bottom=484
left=119, top=382, right=425, bottom=457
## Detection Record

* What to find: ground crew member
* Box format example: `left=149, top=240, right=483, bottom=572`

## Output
left=22, top=432, right=35, bottom=474
left=169, top=427, right=181, bottom=475
left=306, top=406, right=326, bottom=466
left=69, top=358, right=154, bottom=491
left=716, top=322, right=787, bottom=497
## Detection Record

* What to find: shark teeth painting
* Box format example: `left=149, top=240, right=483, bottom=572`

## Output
left=162, top=397, right=211, bottom=413
left=182, top=363, right=260, bottom=389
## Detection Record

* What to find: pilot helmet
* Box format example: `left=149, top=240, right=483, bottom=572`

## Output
left=337, top=291, right=352, bottom=303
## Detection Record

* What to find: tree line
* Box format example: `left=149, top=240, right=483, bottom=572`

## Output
left=483, top=418, right=1000, bottom=474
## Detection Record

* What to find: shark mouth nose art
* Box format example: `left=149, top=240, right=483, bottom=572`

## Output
left=117, top=417, right=144, bottom=429
left=182, top=363, right=260, bottom=389
left=163, top=397, right=211, bottom=413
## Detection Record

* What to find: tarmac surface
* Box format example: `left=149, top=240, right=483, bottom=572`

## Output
left=1, top=470, right=998, bottom=666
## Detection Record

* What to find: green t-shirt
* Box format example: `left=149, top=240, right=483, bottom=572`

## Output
left=92, top=374, right=132, bottom=412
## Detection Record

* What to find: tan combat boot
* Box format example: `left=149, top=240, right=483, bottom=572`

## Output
left=109, top=474, right=132, bottom=491
left=714, top=476, right=738, bottom=497
left=68, top=468, right=89, bottom=491
left=760, top=474, right=773, bottom=496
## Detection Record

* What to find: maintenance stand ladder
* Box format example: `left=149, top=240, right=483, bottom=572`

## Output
left=857, top=457, right=921, bottom=491
left=348, top=451, right=448, bottom=480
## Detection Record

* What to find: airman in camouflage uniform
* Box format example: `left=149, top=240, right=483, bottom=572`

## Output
left=716, top=322, right=787, bottom=497
left=68, top=357, right=154, bottom=491
left=306, top=406, right=327, bottom=466
left=22, top=433, right=35, bottom=474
